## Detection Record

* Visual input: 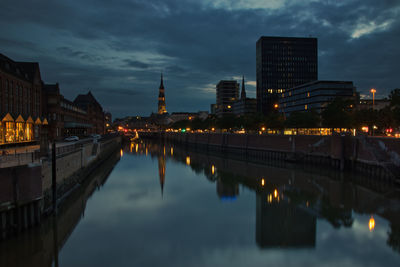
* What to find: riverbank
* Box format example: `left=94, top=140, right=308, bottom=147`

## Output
left=0, top=135, right=122, bottom=239
left=140, top=132, right=400, bottom=185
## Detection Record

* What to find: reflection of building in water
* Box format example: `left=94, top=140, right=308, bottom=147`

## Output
left=217, top=179, right=239, bottom=201
left=256, top=191, right=316, bottom=248
left=158, top=154, right=166, bottom=196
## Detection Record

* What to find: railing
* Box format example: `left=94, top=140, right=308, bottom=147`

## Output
left=0, top=151, right=40, bottom=168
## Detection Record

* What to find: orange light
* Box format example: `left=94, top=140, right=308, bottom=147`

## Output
left=120, top=149, right=123, bottom=157
left=370, top=88, right=376, bottom=94
left=170, top=147, right=174, bottom=156
left=369, top=216, right=375, bottom=231
left=274, top=103, right=279, bottom=109
left=261, top=127, right=266, bottom=131
left=274, top=189, right=278, bottom=198
left=186, top=156, right=191, bottom=165
left=211, top=165, right=215, bottom=175
left=261, top=178, right=265, bottom=186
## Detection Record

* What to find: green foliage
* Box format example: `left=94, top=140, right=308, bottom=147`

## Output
left=285, top=110, right=320, bottom=128
left=321, top=98, right=354, bottom=128
left=216, top=114, right=237, bottom=130
left=389, top=88, right=400, bottom=107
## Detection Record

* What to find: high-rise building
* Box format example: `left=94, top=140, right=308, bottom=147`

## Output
left=216, top=80, right=239, bottom=117
left=256, top=36, right=318, bottom=115
left=158, top=74, right=167, bottom=114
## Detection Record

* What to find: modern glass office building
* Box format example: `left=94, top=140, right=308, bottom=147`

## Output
left=279, top=80, right=357, bottom=116
left=256, top=36, right=318, bottom=115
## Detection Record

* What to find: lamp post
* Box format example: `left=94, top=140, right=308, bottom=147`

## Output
left=370, top=88, right=377, bottom=136
left=370, top=88, right=376, bottom=109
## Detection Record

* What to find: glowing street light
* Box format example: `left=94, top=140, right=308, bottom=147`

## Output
left=369, top=216, right=375, bottom=232
left=370, top=88, right=376, bottom=109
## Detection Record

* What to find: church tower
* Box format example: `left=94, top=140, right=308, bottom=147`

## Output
left=158, top=73, right=167, bottom=114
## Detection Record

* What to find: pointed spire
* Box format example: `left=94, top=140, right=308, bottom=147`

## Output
left=160, top=73, right=164, bottom=89
left=241, top=75, right=246, bottom=99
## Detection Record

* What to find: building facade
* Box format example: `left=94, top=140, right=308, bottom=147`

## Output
left=43, top=84, right=92, bottom=140
left=0, top=53, right=45, bottom=145
left=233, top=76, right=257, bottom=115
left=358, top=99, right=390, bottom=110
left=216, top=80, right=239, bottom=117
left=279, top=80, right=356, bottom=116
left=256, top=36, right=318, bottom=115
left=74, top=92, right=105, bottom=135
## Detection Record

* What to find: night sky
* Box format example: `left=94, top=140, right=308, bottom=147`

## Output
left=1, top=0, right=399, bottom=118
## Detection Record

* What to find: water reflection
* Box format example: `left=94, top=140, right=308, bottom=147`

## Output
left=131, top=140, right=400, bottom=254
left=0, top=150, right=121, bottom=267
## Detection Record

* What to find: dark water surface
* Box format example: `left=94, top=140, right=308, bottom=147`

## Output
left=1, top=141, right=400, bottom=267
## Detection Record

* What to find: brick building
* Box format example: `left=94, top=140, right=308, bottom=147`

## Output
left=0, top=53, right=46, bottom=145
left=74, top=92, right=105, bottom=135
left=43, top=83, right=91, bottom=140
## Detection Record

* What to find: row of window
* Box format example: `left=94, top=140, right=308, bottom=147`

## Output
left=0, top=77, right=40, bottom=117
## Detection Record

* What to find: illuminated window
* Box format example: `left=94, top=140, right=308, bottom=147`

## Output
left=5, top=122, right=15, bottom=142
left=307, top=92, right=310, bottom=97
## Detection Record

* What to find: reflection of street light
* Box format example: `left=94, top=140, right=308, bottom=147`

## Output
left=370, top=88, right=376, bottom=109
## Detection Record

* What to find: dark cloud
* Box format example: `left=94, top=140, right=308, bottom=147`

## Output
left=123, top=59, right=150, bottom=69
left=0, top=0, right=399, bottom=117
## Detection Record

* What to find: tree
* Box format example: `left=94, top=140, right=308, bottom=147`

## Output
left=217, top=114, right=237, bottom=130
left=321, top=98, right=354, bottom=129
left=389, top=88, right=400, bottom=107
left=285, top=110, right=320, bottom=128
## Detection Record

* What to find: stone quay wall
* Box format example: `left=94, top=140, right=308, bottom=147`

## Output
left=141, top=132, right=400, bottom=184
left=0, top=135, right=122, bottom=239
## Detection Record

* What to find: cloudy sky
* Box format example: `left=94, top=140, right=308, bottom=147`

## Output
left=0, top=0, right=399, bottom=118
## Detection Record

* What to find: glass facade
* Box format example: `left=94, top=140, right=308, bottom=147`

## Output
left=256, top=37, right=318, bottom=115
left=279, top=80, right=356, bottom=116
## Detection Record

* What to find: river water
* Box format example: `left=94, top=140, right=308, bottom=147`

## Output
left=1, top=140, right=400, bottom=267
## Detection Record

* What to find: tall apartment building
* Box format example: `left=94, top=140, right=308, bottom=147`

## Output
left=216, top=80, right=239, bottom=117
left=256, top=36, right=318, bottom=115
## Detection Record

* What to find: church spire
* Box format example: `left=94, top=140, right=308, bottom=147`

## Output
left=240, top=75, right=246, bottom=99
left=158, top=73, right=167, bottom=114
left=160, top=73, right=164, bottom=89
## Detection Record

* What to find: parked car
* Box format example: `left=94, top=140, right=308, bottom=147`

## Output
left=91, top=134, right=101, bottom=139
left=64, top=136, right=79, bottom=142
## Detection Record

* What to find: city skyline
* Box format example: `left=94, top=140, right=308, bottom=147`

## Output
left=1, top=0, right=399, bottom=117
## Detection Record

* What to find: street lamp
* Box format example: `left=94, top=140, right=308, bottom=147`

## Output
left=370, top=88, right=376, bottom=109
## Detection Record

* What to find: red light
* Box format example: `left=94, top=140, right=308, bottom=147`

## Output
left=124, top=129, right=128, bottom=133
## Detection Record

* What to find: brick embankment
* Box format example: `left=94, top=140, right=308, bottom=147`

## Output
left=0, top=135, right=122, bottom=239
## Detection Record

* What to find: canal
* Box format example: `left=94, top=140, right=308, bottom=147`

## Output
left=1, top=140, right=400, bottom=267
